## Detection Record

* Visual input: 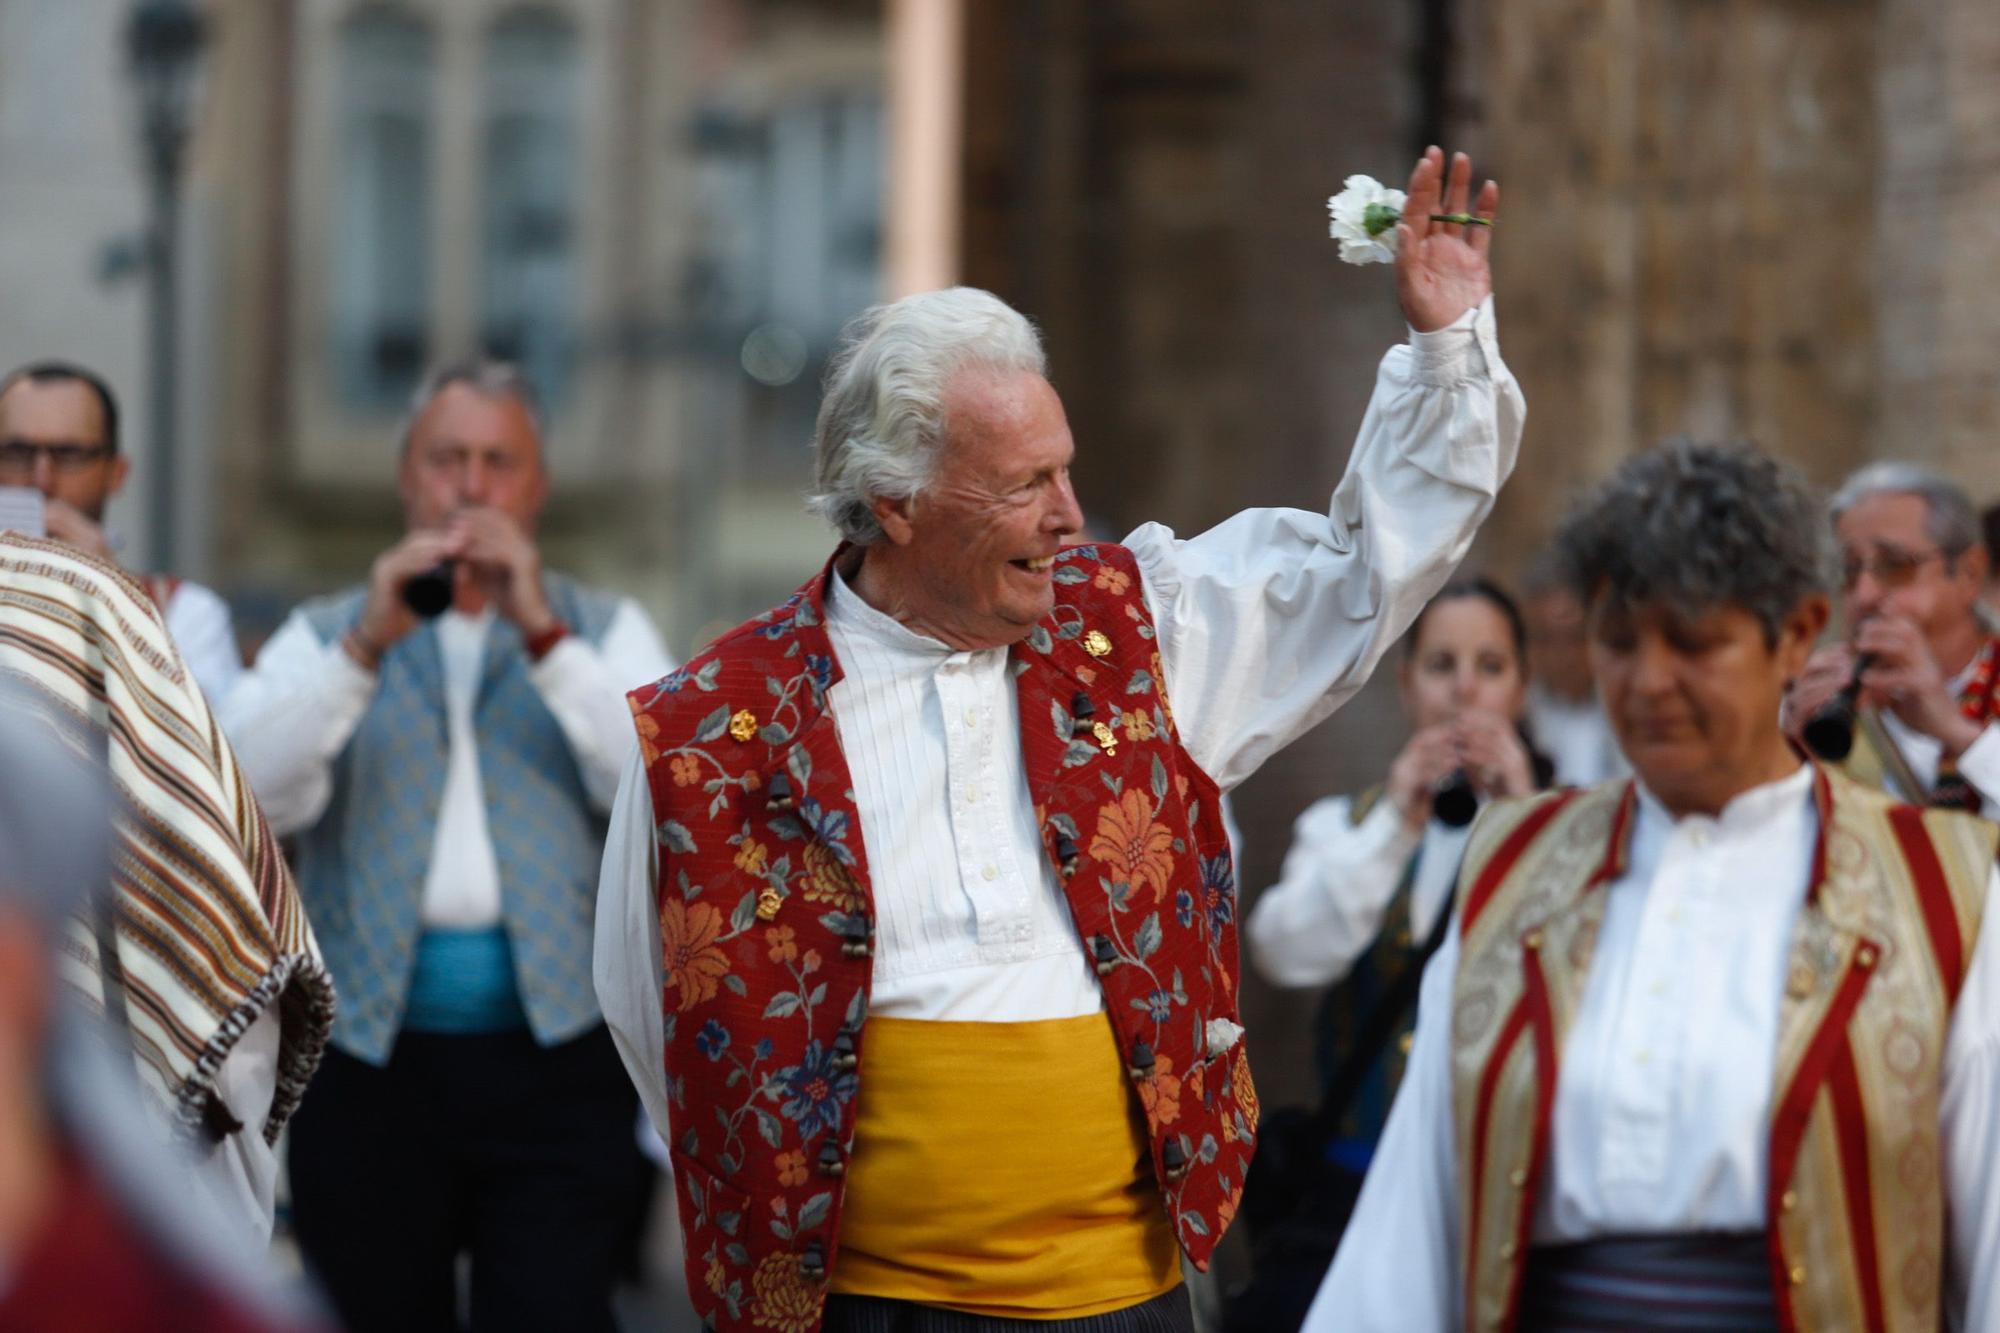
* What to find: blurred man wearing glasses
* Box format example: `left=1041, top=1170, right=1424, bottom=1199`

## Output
left=0, top=362, right=242, bottom=700
left=1785, top=462, right=2000, bottom=816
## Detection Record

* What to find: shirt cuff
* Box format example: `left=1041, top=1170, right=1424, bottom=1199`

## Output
left=1406, top=294, right=1497, bottom=387
left=527, top=633, right=598, bottom=698
left=323, top=631, right=380, bottom=698
left=1956, top=721, right=2000, bottom=803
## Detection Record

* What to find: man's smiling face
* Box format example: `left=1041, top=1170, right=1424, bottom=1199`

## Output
left=869, top=366, right=1085, bottom=649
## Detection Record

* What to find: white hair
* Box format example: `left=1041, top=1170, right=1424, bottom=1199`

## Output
left=1828, top=461, right=1980, bottom=562
left=397, top=358, right=545, bottom=458
left=808, top=287, right=1048, bottom=545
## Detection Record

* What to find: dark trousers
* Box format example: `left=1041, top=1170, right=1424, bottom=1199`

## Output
left=289, top=1024, right=646, bottom=1333
left=819, top=1286, right=1196, bottom=1333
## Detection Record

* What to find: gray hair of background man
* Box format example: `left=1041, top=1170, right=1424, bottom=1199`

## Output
left=808, top=286, right=1048, bottom=545
left=1552, top=440, right=1834, bottom=644
left=396, top=358, right=545, bottom=457
left=1827, top=461, right=1982, bottom=566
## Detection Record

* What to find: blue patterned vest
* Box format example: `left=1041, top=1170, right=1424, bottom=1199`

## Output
left=296, top=573, right=620, bottom=1063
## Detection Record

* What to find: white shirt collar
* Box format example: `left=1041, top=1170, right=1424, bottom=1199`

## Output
left=825, top=564, right=992, bottom=664
left=1633, top=760, right=1814, bottom=836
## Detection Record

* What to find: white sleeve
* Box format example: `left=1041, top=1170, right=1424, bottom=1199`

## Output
left=1303, top=921, right=1464, bottom=1333
left=529, top=599, right=677, bottom=814
left=595, top=743, right=673, bottom=1146
left=163, top=583, right=244, bottom=706
left=1128, top=297, right=1523, bottom=791
left=1940, top=864, right=2000, bottom=1331
left=217, top=611, right=376, bottom=837
left=1950, top=723, right=2000, bottom=822
left=188, top=1006, right=281, bottom=1243
left=1245, top=796, right=1422, bottom=988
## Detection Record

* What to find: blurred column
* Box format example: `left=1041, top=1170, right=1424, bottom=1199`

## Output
left=127, top=0, right=208, bottom=575
left=885, top=0, right=963, bottom=297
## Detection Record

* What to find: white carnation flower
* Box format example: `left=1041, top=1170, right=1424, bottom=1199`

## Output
left=1205, top=1017, right=1244, bottom=1057
left=1326, top=174, right=1407, bottom=266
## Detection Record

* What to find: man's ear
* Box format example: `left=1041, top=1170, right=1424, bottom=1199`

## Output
left=871, top=494, right=916, bottom=547
left=1956, top=542, right=1990, bottom=597
left=1780, top=594, right=1832, bottom=675
left=105, top=454, right=130, bottom=499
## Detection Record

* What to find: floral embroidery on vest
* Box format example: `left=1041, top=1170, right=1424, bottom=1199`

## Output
left=630, top=544, right=1253, bottom=1332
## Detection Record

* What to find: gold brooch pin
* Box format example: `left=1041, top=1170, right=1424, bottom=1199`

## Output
left=755, top=886, right=784, bottom=922
left=728, top=709, right=758, bottom=742
left=1093, top=721, right=1118, bottom=756
left=1083, top=630, right=1113, bottom=658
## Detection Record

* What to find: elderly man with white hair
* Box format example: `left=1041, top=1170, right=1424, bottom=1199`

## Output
left=595, top=147, right=1522, bottom=1333
left=1786, top=462, right=2000, bottom=818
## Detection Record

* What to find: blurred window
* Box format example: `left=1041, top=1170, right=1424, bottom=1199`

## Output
left=332, top=6, right=435, bottom=412
left=480, top=8, right=580, bottom=411
left=691, top=88, right=883, bottom=460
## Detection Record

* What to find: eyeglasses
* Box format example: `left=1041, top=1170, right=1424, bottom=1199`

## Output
left=1840, top=545, right=1946, bottom=591
left=0, top=440, right=112, bottom=476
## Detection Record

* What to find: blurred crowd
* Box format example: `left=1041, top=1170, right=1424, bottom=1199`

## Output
left=5, top=206, right=2000, bottom=1331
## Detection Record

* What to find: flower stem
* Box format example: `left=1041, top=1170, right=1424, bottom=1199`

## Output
left=1429, top=213, right=1493, bottom=227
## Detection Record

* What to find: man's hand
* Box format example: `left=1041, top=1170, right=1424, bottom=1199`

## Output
left=451, top=507, right=556, bottom=639
left=42, top=499, right=116, bottom=563
left=1784, top=644, right=1858, bottom=745
left=1396, top=147, right=1498, bottom=334
left=1855, top=616, right=1984, bottom=760
left=350, top=529, right=462, bottom=669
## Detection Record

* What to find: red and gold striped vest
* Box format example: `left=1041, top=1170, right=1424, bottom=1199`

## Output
left=1449, top=768, right=1994, bottom=1333
left=629, top=544, right=1255, bottom=1333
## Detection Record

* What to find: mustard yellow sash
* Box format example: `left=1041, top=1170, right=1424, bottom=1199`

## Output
left=830, top=1014, right=1181, bottom=1319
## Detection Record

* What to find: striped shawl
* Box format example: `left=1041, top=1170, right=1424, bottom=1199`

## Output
left=0, top=532, right=333, bottom=1143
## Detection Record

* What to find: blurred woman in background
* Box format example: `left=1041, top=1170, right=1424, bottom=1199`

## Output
left=1247, top=578, right=1552, bottom=1157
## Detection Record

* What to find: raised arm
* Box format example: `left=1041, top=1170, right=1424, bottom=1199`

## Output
left=1132, top=150, right=1521, bottom=791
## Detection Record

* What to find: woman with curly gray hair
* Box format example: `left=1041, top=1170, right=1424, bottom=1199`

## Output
left=1307, top=442, right=2000, bottom=1332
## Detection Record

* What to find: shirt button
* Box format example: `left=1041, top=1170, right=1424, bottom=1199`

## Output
left=964, top=708, right=978, bottom=727
left=1648, top=980, right=1666, bottom=997
left=982, top=865, right=998, bottom=882
left=965, top=786, right=981, bottom=804
left=1634, top=1049, right=1652, bottom=1066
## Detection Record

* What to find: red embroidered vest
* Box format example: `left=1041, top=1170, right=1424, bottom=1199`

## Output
left=1449, top=768, right=1995, bottom=1332
left=629, top=544, right=1257, bottom=1333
